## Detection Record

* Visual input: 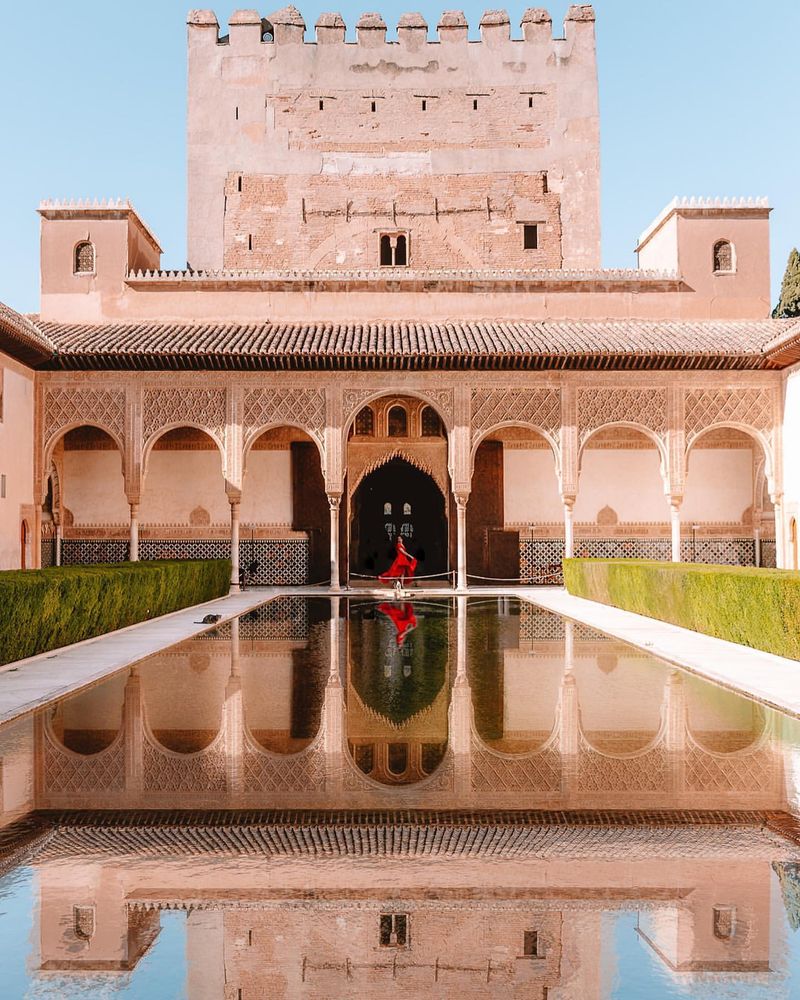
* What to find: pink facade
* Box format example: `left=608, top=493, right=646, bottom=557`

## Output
left=0, top=5, right=799, bottom=578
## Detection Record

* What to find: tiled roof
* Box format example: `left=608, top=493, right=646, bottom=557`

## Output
left=37, top=317, right=800, bottom=371
left=0, top=302, right=55, bottom=365
left=34, top=810, right=795, bottom=862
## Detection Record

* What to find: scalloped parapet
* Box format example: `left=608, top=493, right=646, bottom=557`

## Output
left=638, top=196, right=771, bottom=250
left=186, top=7, right=597, bottom=44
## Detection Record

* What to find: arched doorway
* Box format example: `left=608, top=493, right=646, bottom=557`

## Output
left=350, top=458, right=448, bottom=581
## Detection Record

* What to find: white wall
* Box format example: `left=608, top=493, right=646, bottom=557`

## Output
left=502, top=652, right=563, bottom=734
left=140, top=647, right=229, bottom=731
left=141, top=450, right=228, bottom=524
left=62, top=449, right=128, bottom=524
left=0, top=353, right=35, bottom=569
left=241, top=451, right=293, bottom=524
left=574, top=448, right=667, bottom=523
left=682, top=448, right=753, bottom=523
left=242, top=652, right=294, bottom=731
left=503, top=449, right=562, bottom=524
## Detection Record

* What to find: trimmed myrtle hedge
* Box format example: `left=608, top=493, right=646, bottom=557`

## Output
left=563, top=558, right=800, bottom=661
left=0, top=559, right=231, bottom=666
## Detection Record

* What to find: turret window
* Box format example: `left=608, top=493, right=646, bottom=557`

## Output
left=388, top=406, right=408, bottom=437
left=713, top=240, right=735, bottom=274
left=355, top=406, right=375, bottom=436
left=74, top=241, right=95, bottom=274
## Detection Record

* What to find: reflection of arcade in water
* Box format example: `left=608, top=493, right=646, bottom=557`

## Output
left=24, top=596, right=790, bottom=814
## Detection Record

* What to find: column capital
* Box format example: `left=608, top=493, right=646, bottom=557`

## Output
left=454, top=491, right=470, bottom=508
left=226, top=491, right=242, bottom=507
left=561, top=494, right=576, bottom=509
left=327, top=492, right=342, bottom=510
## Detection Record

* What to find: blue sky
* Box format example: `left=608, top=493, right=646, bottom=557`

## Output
left=0, top=1, right=797, bottom=313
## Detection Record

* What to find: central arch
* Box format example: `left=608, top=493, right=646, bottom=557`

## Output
left=350, top=457, right=448, bottom=581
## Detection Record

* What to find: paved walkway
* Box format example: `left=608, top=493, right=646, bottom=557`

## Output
left=0, top=589, right=276, bottom=725
left=524, top=588, right=800, bottom=720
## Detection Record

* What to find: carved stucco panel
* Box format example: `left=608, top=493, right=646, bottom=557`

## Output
left=684, top=387, right=774, bottom=440
left=470, top=387, right=561, bottom=444
left=243, top=387, right=326, bottom=445
left=44, top=386, right=126, bottom=452
left=577, top=387, right=668, bottom=443
left=143, top=387, right=227, bottom=447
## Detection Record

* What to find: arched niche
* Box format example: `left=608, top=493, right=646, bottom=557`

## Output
left=140, top=426, right=228, bottom=532
left=54, top=673, right=127, bottom=755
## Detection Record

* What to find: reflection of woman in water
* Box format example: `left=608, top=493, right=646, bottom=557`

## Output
left=377, top=602, right=417, bottom=647
left=379, top=536, right=418, bottom=583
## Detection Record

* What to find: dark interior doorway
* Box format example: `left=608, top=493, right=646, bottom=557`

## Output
left=350, top=458, right=448, bottom=581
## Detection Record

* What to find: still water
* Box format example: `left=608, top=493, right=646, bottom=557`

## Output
left=1, top=596, right=800, bottom=998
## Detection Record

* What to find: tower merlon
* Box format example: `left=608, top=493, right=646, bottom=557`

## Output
left=356, top=12, right=387, bottom=47
left=315, top=12, right=345, bottom=44
left=479, top=9, right=511, bottom=46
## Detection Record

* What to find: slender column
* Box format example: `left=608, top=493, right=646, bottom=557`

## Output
left=129, top=503, right=140, bottom=562
left=754, top=526, right=762, bottom=568
left=328, top=494, right=342, bottom=590
left=324, top=597, right=345, bottom=796
left=563, top=499, right=575, bottom=559
left=455, top=493, right=468, bottom=590
left=54, top=517, right=62, bottom=567
left=229, top=500, right=241, bottom=589
left=559, top=622, right=579, bottom=798
left=123, top=667, right=144, bottom=797
left=772, top=493, right=785, bottom=569
left=451, top=595, right=472, bottom=795
left=669, top=501, right=682, bottom=563
left=224, top=619, right=244, bottom=795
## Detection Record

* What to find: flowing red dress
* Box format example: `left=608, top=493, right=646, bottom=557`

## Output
left=379, top=537, right=418, bottom=582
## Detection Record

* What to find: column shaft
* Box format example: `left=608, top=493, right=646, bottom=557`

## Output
left=230, top=501, right=240, bottom=589
left=328, top=495, right=341, bottom=590
left=455, top=495, right=468, bottom=590
left=670, top=503, right=682, bottom=563
left=129, top=503, right=139, bottom=562
left=563, top=502, right=575, bottom=560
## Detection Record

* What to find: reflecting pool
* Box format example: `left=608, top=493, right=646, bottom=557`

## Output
left=1, top=595, right=800, bottom=997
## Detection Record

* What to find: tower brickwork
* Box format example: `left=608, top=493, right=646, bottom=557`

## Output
left=187, top=6, right=601, bottom=272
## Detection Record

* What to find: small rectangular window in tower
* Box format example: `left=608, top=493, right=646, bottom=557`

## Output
left=248, top=234, right=253, bottom=251
left=422, top=99, right=427, bottom=111
left=529, top=95, right=534, bottom=108
left=235, top=106, right=239, bottom=120
left=371, top=100, right=377, bottom=113
left=523, top=930, right=544, bottom=958
left=237, top=176, right=242, bottom=192
left=380, top=913, right=409, bottom=948
left=473, top=98, right=479, bottom=111
left=523, top=224, right=539, bottom=250
left=0, top=474, right=6, bottom=499
left=319, top=98, right=324, bottom=110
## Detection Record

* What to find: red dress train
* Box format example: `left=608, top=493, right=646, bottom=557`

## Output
left=378, top=537, right=418, bottom=582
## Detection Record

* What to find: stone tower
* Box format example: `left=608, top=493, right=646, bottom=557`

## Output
left=186, top=6, right=601, bottom=273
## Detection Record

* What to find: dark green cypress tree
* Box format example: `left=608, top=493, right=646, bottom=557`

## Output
left=773, top=248, right=800, bottom=318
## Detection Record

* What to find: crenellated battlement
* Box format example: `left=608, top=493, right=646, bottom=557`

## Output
left=187, top=6, right=595, bottom=47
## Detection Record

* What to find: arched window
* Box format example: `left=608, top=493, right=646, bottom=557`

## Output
left=713, top=239, right=735, bottom=274
left=388, top=406, right=408, bottom=437
left=379, top=233, right=409, bottom=267
left=383, top=502, right=392, bottom=516
left=421, top=406, right=443, bottom=437
left=403, top=502, right=412, bottom=516
left=355, top=406, right=375, bottom=436
left=74, top=241, right=95, bottom=274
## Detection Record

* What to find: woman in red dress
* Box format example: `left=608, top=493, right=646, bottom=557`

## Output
left=379, top=536, right=418, bottom=583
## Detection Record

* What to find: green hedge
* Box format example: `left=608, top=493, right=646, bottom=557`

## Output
left=0, top=559, right=231, bottom=665
left=563, top=559, right=800, bottom=661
